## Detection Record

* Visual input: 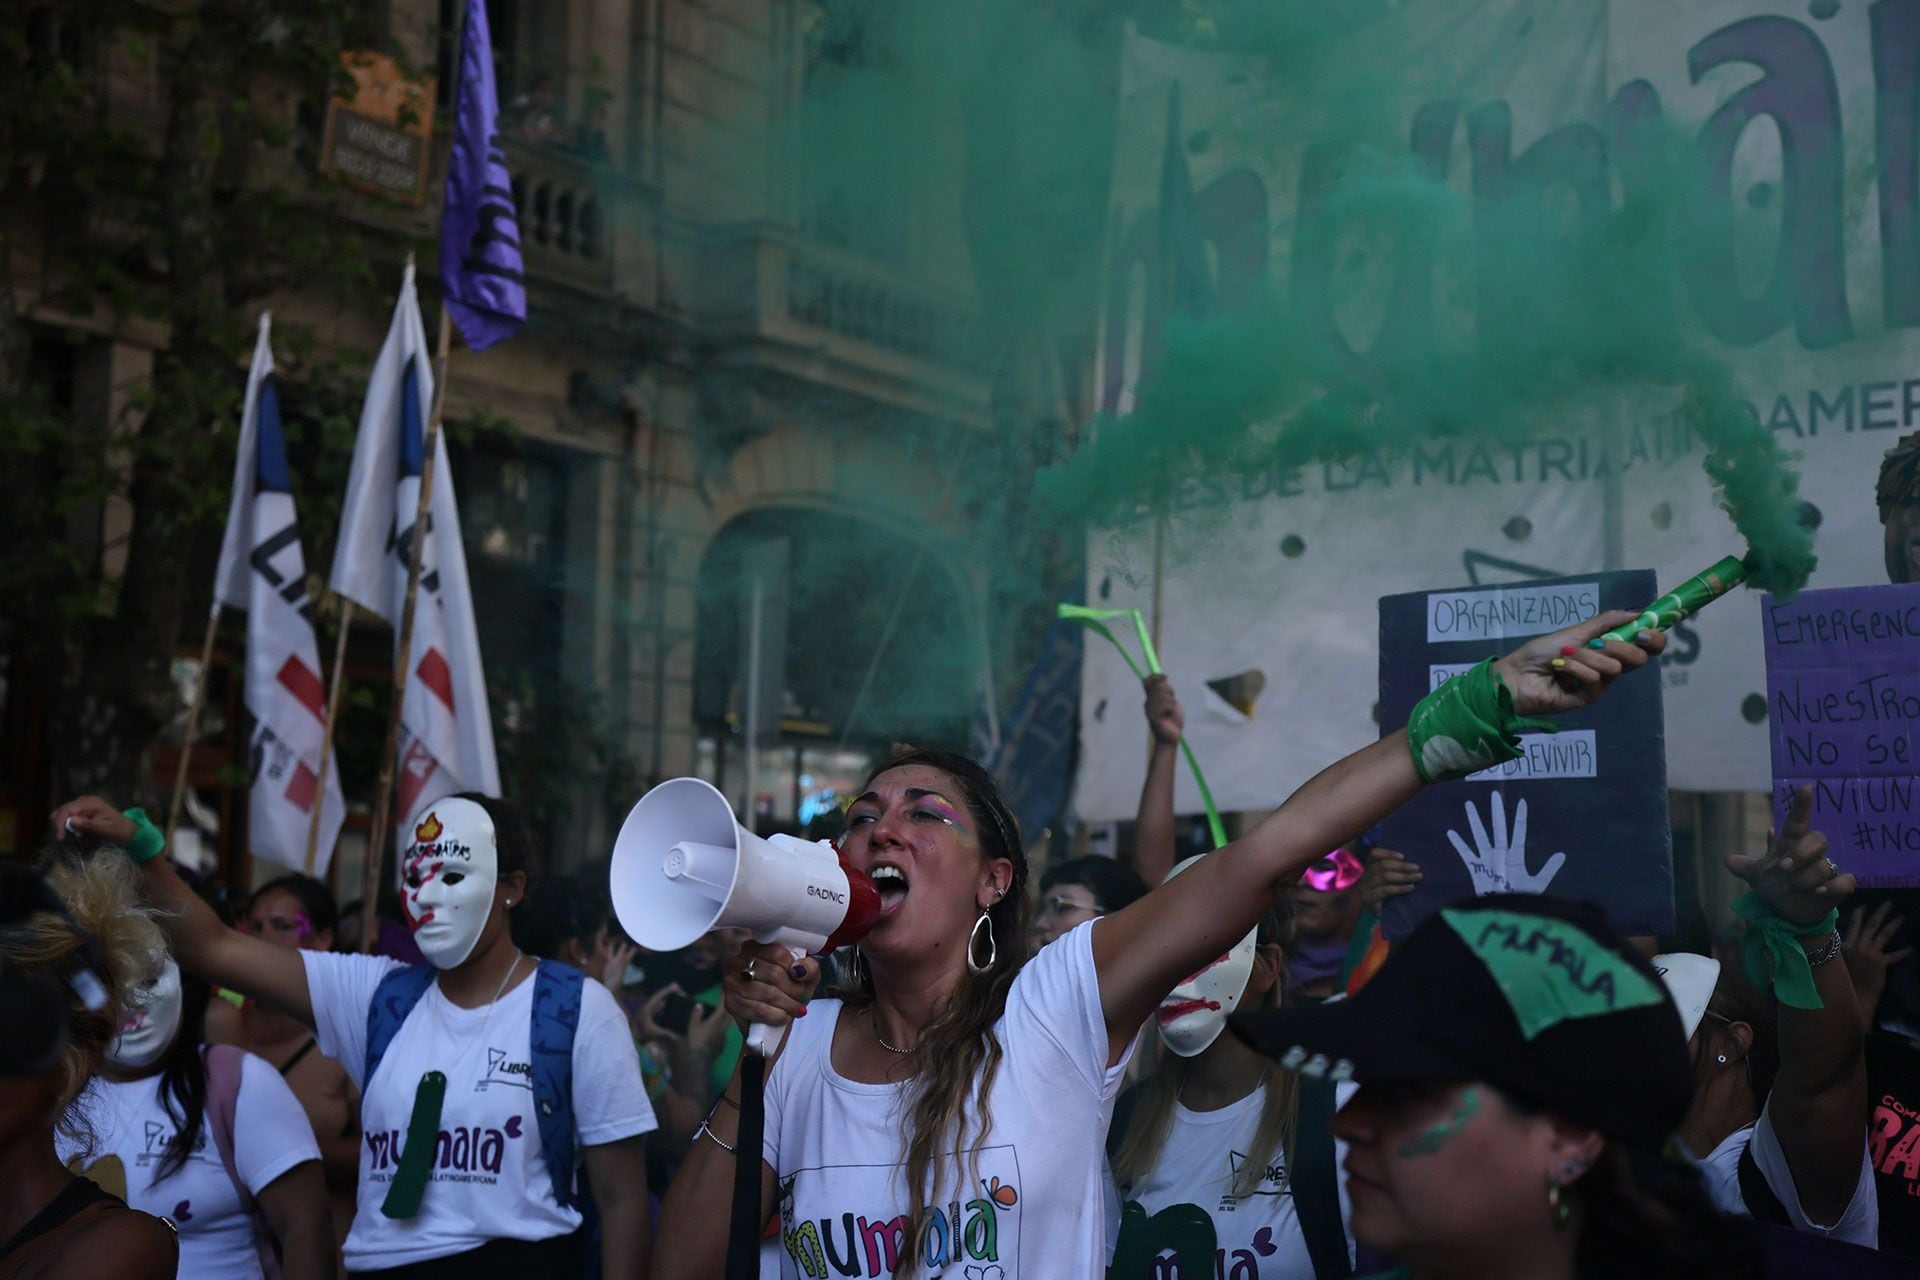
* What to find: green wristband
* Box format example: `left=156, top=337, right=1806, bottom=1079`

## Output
left=1405, top=659, right=1558, bottom=784
left=1731, top=893, right=1838, bottom=1011
left=120, top=807, right=165, bottom=864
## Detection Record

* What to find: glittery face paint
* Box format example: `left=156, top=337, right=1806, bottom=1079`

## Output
left=1397, top=1085, right=1481, bottom=1158
left=906, top=790, right=970, bottom=836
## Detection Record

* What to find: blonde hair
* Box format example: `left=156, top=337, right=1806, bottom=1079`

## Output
left=11, top=848, right=168, bottom=1138
left=1110, top=903, right=1299, bottom=1200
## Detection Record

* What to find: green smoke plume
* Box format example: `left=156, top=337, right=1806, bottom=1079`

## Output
left=1035, top=3, right=1818, bottom=596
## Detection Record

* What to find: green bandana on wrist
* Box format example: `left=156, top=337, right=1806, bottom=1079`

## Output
left=120, top=808, right=166, bottom=864
left=1731, top=893, right=1837, bottom=1011
left=1405, top=659, right=1557, bottom=784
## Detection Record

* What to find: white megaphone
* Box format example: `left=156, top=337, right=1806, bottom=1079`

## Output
left=610, top=777, right=880, bottom=1055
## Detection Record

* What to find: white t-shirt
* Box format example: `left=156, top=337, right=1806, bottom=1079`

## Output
left=1694, top=1099, right=1879, bottom=1248
left=303, top=951, right=657, bottom=1270
left=61, top=1051, right=319, bottom=1279
left=763, top=920, right=1133, bottom=1278
left=1107, top=1083, right=1356, bottom=1279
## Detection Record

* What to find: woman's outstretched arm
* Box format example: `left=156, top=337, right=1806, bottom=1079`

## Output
left=51, top=796, right=316, bottom=1025
left=1091, top=610, right=1663, bottom=1062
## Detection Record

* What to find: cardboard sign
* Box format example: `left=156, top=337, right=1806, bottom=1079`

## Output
left=1377, top=570, right=1674, bottom=939
left=1764, top=582, right=1920, bottom=886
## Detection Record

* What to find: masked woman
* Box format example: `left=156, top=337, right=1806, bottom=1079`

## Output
left=57, top=945, right=335, bottom=1279
left=0, top=860, right=176, bottom=1280
left=53, top=792, right=657, bottom=1280
left=1106, top=864, right=1353, bottom=1279
left=653, top=613, right=1661, bottom=1278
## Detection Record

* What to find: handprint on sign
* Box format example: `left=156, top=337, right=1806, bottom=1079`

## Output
left=1445, top=793, right=1566, bottom=896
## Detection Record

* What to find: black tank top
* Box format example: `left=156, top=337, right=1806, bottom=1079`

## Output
left=0, top=1177, right=121, bottom=1264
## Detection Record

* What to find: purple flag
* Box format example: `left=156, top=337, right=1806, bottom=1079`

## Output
left=440, top=0, right=525, bottom=350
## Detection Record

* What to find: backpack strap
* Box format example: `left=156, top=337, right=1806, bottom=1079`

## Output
left=1735, top=1132, right=1793, bottom=1228
left=530, top=959, right=586, bottom=1210
left=1294, top=1075, right=1354, bottom=1280
left=204, top=1045, right=283, bottom=1280
left=364, top=963, right=437, bottom=1090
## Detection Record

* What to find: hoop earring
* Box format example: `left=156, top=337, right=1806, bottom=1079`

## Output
left=848, top=945, right=868, bottom=989
left=967, top=911, right=997, bottom=974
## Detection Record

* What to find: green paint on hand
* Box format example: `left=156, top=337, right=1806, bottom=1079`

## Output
left=1441, top=908, right=1663, bottom=1040
left=1397, top=1085, right=1480, bottom=1157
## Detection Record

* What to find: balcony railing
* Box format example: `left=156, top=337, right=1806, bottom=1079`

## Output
left=695, top=225, right=989, bottom=428
left=504, top=139, right=612, bottom=293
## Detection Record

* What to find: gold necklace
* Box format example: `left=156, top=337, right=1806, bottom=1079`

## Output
left=871, top=1010, right=916, bottom=1054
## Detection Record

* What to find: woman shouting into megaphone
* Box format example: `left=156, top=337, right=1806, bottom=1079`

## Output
left=652, top=612, right=1664, bottom=1279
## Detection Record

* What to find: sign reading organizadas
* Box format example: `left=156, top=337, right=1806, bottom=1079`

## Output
left=320, top=52, right=435, bottom=206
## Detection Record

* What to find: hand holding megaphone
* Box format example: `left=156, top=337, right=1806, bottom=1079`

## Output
left=609, top=778, right=880, bottom=1056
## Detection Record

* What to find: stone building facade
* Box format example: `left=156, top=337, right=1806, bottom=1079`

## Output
left=2, top=0, right=1062, bottom=886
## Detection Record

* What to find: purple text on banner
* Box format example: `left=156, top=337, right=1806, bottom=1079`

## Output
left=1762, top=582, right=1920, bottom=886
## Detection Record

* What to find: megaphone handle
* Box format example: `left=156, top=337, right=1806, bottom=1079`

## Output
left=744, top=943, right=801, bottom=1058
left=746, top=1020, right=790, bottom=1057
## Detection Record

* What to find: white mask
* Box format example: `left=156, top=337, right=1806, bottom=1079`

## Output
left=106, top=958, right=182, bottom=1070
left=1155, top=855, right=1258, bottom=1057
left=402, top=798, right=500, bottom=970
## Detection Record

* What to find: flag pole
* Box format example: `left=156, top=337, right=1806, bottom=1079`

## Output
left=303, top=597, right=355, bottom=875
left=359, top=303, right=455, bottom=952
left=165, top=605, right=223, bottom=847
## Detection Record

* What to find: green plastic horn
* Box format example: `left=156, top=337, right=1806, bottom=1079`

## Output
left=1586, top=554, right=1749, bottom=649
left=1057, top=604, right=1228, bottom=849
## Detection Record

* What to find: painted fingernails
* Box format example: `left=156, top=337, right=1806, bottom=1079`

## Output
left=1559, top=646, right=1576, bottom=657
left=1551, top=658, right=1567, bottom=669
left=795, top=1005, right=808, bottom=1016
left=790, top=963, right=809, bottom=981
left=1636, top=629, right=1654, bottom=645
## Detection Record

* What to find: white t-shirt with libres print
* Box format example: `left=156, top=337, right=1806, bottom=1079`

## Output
left=61, top=1051, right=319, bottom=1280
left=1107, top=1083, right=1356, bottom=1280
left=763, top=919, right=1134, bottom=1279
left=302, top=951, right=657, bottom=1270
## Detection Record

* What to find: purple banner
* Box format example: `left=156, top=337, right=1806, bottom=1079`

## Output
left=1763, top=582, right=1920, bottom=886
left=440, top=0, right=525, bottom=351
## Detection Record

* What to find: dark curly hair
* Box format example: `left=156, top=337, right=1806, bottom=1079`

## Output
left=1573, top=1143, right=1763, bottom=1279
left=1877, top=432, right=1920, bottom=520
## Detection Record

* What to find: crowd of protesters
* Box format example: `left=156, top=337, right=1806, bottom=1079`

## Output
left=5, top=600, right=1920, bottom=1279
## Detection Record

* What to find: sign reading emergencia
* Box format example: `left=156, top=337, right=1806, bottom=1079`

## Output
left=320, top=52, right=436, bottom=206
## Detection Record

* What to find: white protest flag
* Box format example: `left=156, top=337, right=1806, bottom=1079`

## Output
left=330, top=264, right=500, bottom=833
left=210, top=313, right=347, bottom=873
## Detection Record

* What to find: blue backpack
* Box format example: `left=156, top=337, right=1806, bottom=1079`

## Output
left=364, top=959, right=586, bottom=1209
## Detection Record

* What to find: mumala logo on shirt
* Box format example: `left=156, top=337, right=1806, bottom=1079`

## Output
left=777, top=1148, right=1022, bottom=1278
left=480, top=1046, right=533, bottom=1091
left=365, top=1113, right=525, bottom=1183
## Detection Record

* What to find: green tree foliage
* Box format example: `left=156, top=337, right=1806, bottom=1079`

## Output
left=0, top=0, right=401, bottom=803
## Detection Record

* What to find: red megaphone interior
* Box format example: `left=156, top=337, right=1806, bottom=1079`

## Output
left=824, top=847, right=881, bottom=952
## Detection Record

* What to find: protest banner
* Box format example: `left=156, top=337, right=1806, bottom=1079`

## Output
left=1376, top=570, right=1675, bottom=939
left=1077, top=2, right=1920, bottom=826
left=1764, top=581, right=1920, bottom=886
